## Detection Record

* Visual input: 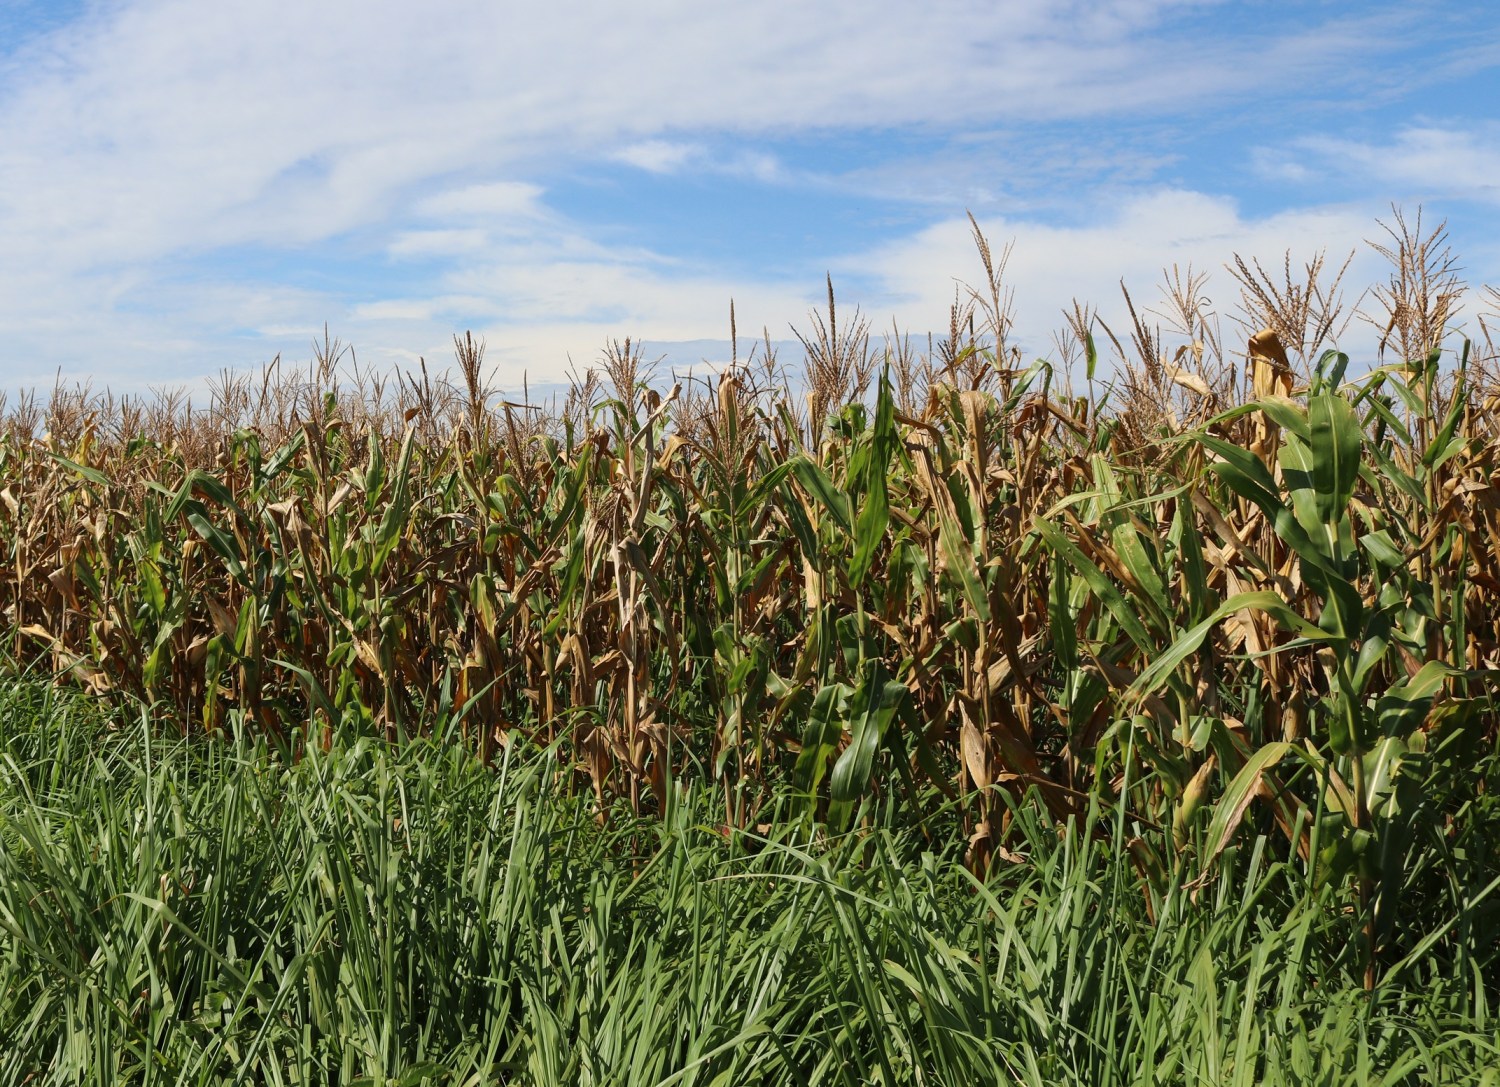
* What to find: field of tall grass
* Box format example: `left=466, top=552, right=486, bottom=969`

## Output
left=2, top=680, right=1496, bottom=1084
left=3, top=209, right=1500, bottom=1081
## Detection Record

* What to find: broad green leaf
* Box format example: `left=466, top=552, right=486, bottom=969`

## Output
left=1315, top=574, right=1365, bottom=643
left=47, top=453, right=109, bottom=488
left=781, top=485, right=819, bottom=561
left=1201, top=436, right=1341, bottom=578
left=936, top=494, right=990, bottom=623
left=1172, top=497, right=1215, bottom=624
left=851, top=370, right=896, bottom=587
left=1203, top=741, right=1295, bottom=867
left=1423, top=380, right=1470, bottom=471
left=1048, top=560, right=1078, bottom=671
left=1308, top=392, right=1362, bottom=522
left=260, top=428, right=307, bottom=483
left=795, top=682, right=853, bottom=796
left=1364, top=439, right=1426, bottom=510
left=828, top=668, right=907, bottom=825
left=1360, top=530, right=1404, bottom=569
left=1108, top=513, right=1172, bottom=633
left=1350, top=615, right=1391, bottom=693
left=1196, top=433, right=1277, bottom=496
left=744, top=458, right=796, bottom=507
left=1363, top=736, right=1411, bottom=820
left=1375, top=660, right=1454, bottom=740
left=1034, top=518, right=1153, bottom=654
left=788, top=456, right=853, bottom=536
left=186, top=510, right=246, bottom=582
left=1279, top=430, right=1327, bottom=544
left=269, top=657, right=338, bottom=723
left=372, top=426, right=416, bottom=575
left=1259, top=395, right=1311, bottom=440
left=1130, top=590, right=1331, bottom=700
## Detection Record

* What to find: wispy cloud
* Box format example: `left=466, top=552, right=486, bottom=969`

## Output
left=0, top=0, right=1493, bottom=392
left=387, top=230, right=491, bottom=258
left=414, top=182, right=548, bottom=220
left=1276, top=126, right=1500, bottom=206
left=838, top=191, right=1390, bottom=358
left=611, top=141, right=702, bottom=175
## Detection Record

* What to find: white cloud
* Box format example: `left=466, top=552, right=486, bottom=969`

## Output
left=722, top=150, right=786, bottom=184
left=0, top=0, right=1399, bottom=273
left=387, top=229, right=491, bottom=258
left=0, top=0, right=1477, bottom=391
left=836, top=191, right=1403, bottom=368
left=1288, top=126, right=1500, bottom=206
left=611, top=140, right=702, bottom=174
left=289, top=191, right=1441, bottom=394
left=415, top=182, right=547, bottom=220
left=609, top=141, right=790, bottom=184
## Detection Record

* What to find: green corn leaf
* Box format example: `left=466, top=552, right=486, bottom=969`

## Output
left=1364, top=440, right=1426, bottom=508
left=1203, top=741, right=1297, bottom=868
left=164, top=469, right=247, bottom=526
left=1375, top=660, right=1454, bottom=740
left=1308, top=392, right=1362, bottom=522
left=260, top=428, right=307, bottom=483
left=1033, top=517, right=1153, bottom=653
left=937, top=498, right=990, bottom=623
left=1259, top=395, right=1312, bottom=440
left=233, top=595, right=257, bottom=655
left=189, top=470, right=241, bottom=514
left=372, top=426, right=416, bottom=575
left=269, top=657, right=338, bottom=723
left=164, top=475, right=196, bottom=523
left=186, top=511, right=246, bottom=582
left=1108, top=513, right=1172, bottom=633
left=1172, top=498, right=1214, bottom=624
left=1351, top=615, right=1392, bottom=693
left=781, top=484, right=819, bottom=562
left=1048, top=560, right=1078, bottom=672
left=1383, top=371, right=1426, bottom=417
left=1207, top=395, right=1310, bottom=441
left=1197, top=433, right=1278, bottom=497
left=361, top=433, right=387, bottom=512
left=139, top=561, right=167, bottom=616
left=1363, top=736, right=1412, bottom=821
left=1279, top=430, right=1326, bottom=544
left=1423, top=381, right=1470, bottom=472
left=542, top=462, right=588, bottom=552
left=795, top=681, right=853, bottom=797
left=1130, top=590, right=1332, bottom=700
left=735, top=543, right=785, bottom=599
left=788, top=456, right=853, bottom=536
left=1360, top=530, right=1405, bottom=569
left=1315, top=574, right=1365, bottom=643
left=1361, top=391, right=1415, bottom=448
left=828, top=667, right=907, bottom=827
left=944, top=470, right=979, bottom=542
left=850, top=370, right=896, bottom=587
left=1315, top=348, right=1351, bottom=389
left=46, top=453, right=108, bottom=488
left=744, top=459, right=797, bottom=508
left=1200, top=435, right=1340, bottom=576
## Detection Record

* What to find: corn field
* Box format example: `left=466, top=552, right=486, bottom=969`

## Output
left=4, top=211, right=1500, bottom=991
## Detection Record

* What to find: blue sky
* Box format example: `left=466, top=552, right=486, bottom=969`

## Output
left=1, top=0, right=1498, bottom=395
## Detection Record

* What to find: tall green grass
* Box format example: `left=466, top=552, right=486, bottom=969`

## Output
left=2, top=678, right=1496, bottom=1085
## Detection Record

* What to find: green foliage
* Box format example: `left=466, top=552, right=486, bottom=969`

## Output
left=5, top=231, right=1500, bottom=1030
left=1, top=682, right=1497, bottom=1085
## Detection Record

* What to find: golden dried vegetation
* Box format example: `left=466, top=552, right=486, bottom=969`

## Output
left=3, top=210, right=1500, bottom=989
